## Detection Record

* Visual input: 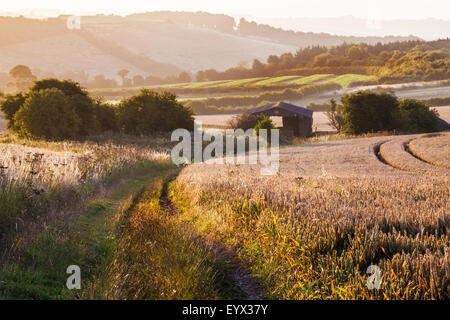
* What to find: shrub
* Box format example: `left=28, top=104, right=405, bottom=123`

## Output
left=228, top=113, right=266, bottom=130
left=396, top=99, right=440, bottom=133
left=32, top=79, right=100, bottom=136
left=254, top=116, right=275, bottom=140
left=339, top=90, right=443, bottom=134
left=326, top=98, right=345, bottom=132
left=0, top=92, right=27, bottom=130
left=118, top=89, right=194, bottom=134
left=93, top=99, right=119, bottom=132
left=31, top=79, right=86, bottom=96
left=14, top=89, right=81, bottom=140
left=341, top=90, right=399, bottom=134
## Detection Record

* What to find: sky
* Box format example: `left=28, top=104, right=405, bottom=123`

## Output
left=2, top=0, right=450, bottom=20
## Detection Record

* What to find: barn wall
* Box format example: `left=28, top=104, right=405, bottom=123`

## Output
left=282, top=116, right=312, bottom=137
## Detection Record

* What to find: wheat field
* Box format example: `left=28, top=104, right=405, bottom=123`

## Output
left=173, top=133, right=450, bottom=299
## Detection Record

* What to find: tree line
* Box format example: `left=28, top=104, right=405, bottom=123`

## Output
left=194, top=39, right=450, bottom=83
left=0, top=79, right=194, bottom=140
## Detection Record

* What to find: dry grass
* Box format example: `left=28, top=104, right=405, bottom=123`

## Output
left=0, top=133, right=172, bottom=253
left=379, top=135, right=450, bottom=176
left=0, top=133, right=177, bottom=299
left=0, top=137, right=169, bottom=191
left=173, top=133, right=450, bottom=299
left=408, top=132, right=450, bottom=169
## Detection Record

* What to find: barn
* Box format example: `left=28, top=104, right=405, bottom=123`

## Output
left=245, top=102, right=313, bottom=137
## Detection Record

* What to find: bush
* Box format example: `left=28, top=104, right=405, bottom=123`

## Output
left=339, top=90, right=443, bottom=134
left=1, top=79, right=120, bottom=139
left=228, top=113, right=266, bottom=130
left=31, top=79, right=86, bottom=96
left=0, top=92, right=27, bottom=130
left=14, top=89, right=81, bottom=140
left=395, top=99, right=440, bottom=133
left=32, top=79, right=100, bottom=136
left=326, top=98, right=345, bottom=132
left=341, top=90, right=399, bottom=134
left=254, top=116, right=275, bottom=140
left=118, top=89, right=194, bottom=134
left=93, top=99, right=119, bottom=132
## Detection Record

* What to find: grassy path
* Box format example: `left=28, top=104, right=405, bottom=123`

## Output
left=0, top=161, right=176, bottom=299
left=92, top=172, right=261, bottom=299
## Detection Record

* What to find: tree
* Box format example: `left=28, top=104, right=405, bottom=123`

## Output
left=118, top=89, right=194, bottom=135
left=204, top=69, right=220, bottom=81
left=228, top=113, right=265, bottom=130
left=31, top=79, right=100, bottom=136
left=195, top=70, right=206, bottom=82
left=8, top=65, right=36, bottom=91
left=347, top=46, right=365, bottom=60
left=396, top=99, right=440, bottom=133
left=340, top=90, right=399, bottom=134
left=0, top=92, right=27, bottom=130
left=178, top=71, right=192, bottom=83
left=133, top=75, right=145, bottom=86
left=254, top=116, right=275, bottom=142
left=117, top=69, right=130, bottom=86
left=90, top=75, right=118, bottom=88
left=14, top=89, right=80, bottom=140
left=252, top=59, right=265, bottom=76
left=31, top=78, right=86, bottom=96
left=9, top=65, right=34, bottom=80
left=326, top=98, right=345, bottom=132
left=93, top=98, right=118, bottom=132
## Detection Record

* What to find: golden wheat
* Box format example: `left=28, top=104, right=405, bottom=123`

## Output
left=174, top=133, right=450, bottom=299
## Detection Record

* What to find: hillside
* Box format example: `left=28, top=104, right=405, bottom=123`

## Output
left=0, top=12, right=420, bottom=81
left=83, top=18, right=297, bottom=72
left=0, top=16, right=181, bottom=79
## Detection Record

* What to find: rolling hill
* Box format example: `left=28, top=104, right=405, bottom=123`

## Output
left=0, top=12, right=420, bottom=81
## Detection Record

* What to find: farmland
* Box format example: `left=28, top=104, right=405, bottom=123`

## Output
left=0, top=97, right=449, bottom=299
left=91, top=73, right=377, bottom=100
left=171, top=132, right=450, bottom=299
left=99, top=77, right=450, bottom=118
left=1, top=5, right=450, bottom=305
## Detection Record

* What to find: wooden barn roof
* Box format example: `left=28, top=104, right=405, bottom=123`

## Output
left=245, top=102, right=313, bottom=118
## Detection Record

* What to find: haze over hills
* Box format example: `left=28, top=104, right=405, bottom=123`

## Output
left=0, top=11, right=422, bottom=81
left=238, top=15, right=450, bottom=41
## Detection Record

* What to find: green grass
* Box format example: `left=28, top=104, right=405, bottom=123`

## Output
left=179, top=80, right=232, bottom=89
left=214, top=77, right=268, bottom=88
left=86, top=173, right=247, bottom=299
left=289, top=74, right=335, bottom=85
left=254, top=75, right=302, bottom=85
left=89, top=73, right=379, bottom=99
left=330, top=74, right=377, bottom=88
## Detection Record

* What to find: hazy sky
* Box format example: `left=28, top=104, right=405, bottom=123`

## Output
left=2, top=0, right=450, bottom=20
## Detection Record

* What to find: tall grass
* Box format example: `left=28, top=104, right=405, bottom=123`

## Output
left=0, top=133, right=170, bottom=250
left=172, top=135, right=450, bottom=299
left=0, top=132, right=175, bottom=299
